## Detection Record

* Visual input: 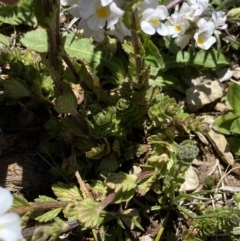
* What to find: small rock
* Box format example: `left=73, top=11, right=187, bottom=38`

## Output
left=203, top=115, right=234, bottom=166
left=185, top=80, right=223, bottom=112
left=182, top=75, right=212, bottom=87
left=179, top=165, right=199, bottom=192
left=216, top=68, right=233, bottom=82
left=215, top=102, right=232, bottom=112
left=232, top=67, right=240, bottom=80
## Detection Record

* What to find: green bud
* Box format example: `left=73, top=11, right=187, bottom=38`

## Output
left=116, top=98, right=130, bottom=112
left=177, top=140, right=199, bottom=164
left=4, top=78, right=31, bottom=99
left=93, top=111, right=110, bottom=126
left=54, top=91, right=78, bottom=115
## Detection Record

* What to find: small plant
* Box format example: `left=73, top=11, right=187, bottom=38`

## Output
left=0, top=0, right=239, bottom=240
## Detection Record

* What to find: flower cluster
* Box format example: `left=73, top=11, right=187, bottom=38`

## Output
left=0, top=187, right=25, bottom=241
left=62, top=0, right=227, bottom=50
left=61, top=0, right=130, bottom=42
left=140, top=0, right=227, bottom=50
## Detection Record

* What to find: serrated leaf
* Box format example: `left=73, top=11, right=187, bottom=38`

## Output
left=52, top=182, right=82, bottom=202
left=54, top=91, right=78, bottom=115
left=12, top=194, right=30, bottom=207
left=20, top=29, right=47, bottom=52
left=77, top=198, right=104, bottom=228
left=227, top=83, right=240, bottom=115
left=106, top=172, right=137, bottom=193
left=34, top=208, right=62, bottom=223
left=34, top=195, right=56, bottom=202
left=0, top=0, right=37, bottom=26
left=214, top=111, right=237, bottom=135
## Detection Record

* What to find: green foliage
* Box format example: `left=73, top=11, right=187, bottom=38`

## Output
left=193, top=207, right=240, bottom=239
left=177, top=140, right=199, bottom=164
left=2, top=0, right=238, bottom=240
left=76, top=198, right=104, bottom=228
left=0, top=0, right=37, bottom=26
left=215, top=83, right=240, bottom=155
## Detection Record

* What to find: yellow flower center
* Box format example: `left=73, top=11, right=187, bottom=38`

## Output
left=150, top=18, right=159, bottom=25
left=174, top=25, right=181, bottom=32
left=197, top=37, right=203, bottom=45
left=96, top=6, right=109, bottom=18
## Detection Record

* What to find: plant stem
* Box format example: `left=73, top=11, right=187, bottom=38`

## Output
left=11, top=201, right=68, bottom=215
left=165, top=0, right=183, bottom=10
left=155, top=211, right=170, bottom=241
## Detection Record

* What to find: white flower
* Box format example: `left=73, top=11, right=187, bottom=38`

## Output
left=212, top=11, right=227, bottom=30
left=194, top=18, right=216, bottom=50
left=78, top=19, right=105, bottom=42
left=140, top=6, right=169, bottom=36
left=180, top=0, right=208, bottom=22
left=108, top=20, right=131, bottom=41
left=188, top=0, right=209, bottom=19
left=78, top=0, right=124, bottom=30
left=0, top=187, right=25, bottom=241
left=166, top=12, right=190, bottom=38
left=60, top=0, right=78, bottom=6
left=175, top=34, right=192, bottom=49
left=179, top=2, right=197, bottom=21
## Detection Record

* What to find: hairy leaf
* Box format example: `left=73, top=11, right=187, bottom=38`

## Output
left=52, top=182, right=82, bottom=202
left=34, top=208, right=62, bottom=223
left=77, top=198, right=104, bottom=228
left=20, top=29, right=48, bottom=52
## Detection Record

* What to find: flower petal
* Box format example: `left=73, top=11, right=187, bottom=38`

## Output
left=0, top=187, right=13, bottom=215
left=79, top=0, right=95, bottom=19
left=141, top=21, right=156, bottom=35
left=0, top=213, right=25, bottom=241
left=156, top=23, right=169, bottom=36
left=87, top=14, right=106, bottom=30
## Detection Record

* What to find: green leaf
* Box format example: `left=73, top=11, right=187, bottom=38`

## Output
left=227, top=7, right=240, bottom=19
left=214, top=111, right=237, bottom=135
left=228, top=137, right=240, bottom=156
left=0, top=0, right=37, bottom=26
left=149, top=73, right=185, bottom=93
left=64, top=34, right=126, bottom=81
left=34, top=195, right=56, bottom=202
left=61, top=117, right=87, bottom=137
left=20, top=29, right=48, bottom=52
left=143, top=36, right=164, bottom=71
left=12, top=194, right=30, bottom=207
left=3, top=78, right=31, bottom=99
left=0, top=33, right=9, bottom=47
left=86, top=144, right=106, bottom=159
left=231, top=118, right=240, bottom=134
left=54, top=90, right=78, bottom=115
left=77, top=198, right=104, bottom=228
left=227, top=83, right=240, bottom=115
left=52, top=182, right=82, bottom=202
left=176, top=49, right=228, bottom=68
left=106, top=172, right=137, bottom=193
left=34, top=208, right=62, bottom=223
